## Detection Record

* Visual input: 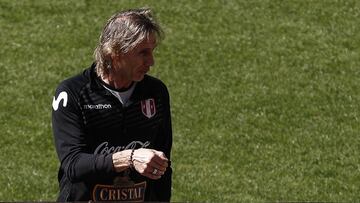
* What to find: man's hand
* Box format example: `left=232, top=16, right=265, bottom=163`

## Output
left=132, top=148, right=169, bottom=180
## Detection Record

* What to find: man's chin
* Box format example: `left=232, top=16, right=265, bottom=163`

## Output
left=133, top=74, right=145, bottom=82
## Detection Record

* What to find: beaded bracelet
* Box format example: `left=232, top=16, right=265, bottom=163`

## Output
left=129, top=148, right=135, bottom=169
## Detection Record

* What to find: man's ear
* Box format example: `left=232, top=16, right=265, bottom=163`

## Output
left=105, top=55, right=113, bottom=70
left=110, top=52, right=124, bottom=62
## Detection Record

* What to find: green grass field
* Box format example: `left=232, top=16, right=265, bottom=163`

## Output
left=1, top=0, right=360, bottom=201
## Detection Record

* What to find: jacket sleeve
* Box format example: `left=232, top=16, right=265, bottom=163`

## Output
left=153, top=84, right=173, bottom=201
left=52, top=84, right=114, bottom=182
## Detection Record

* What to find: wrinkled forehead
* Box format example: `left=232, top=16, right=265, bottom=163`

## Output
left=146, top=32, right=157, bottom=45
left=134, top=32, right=158, bottom=49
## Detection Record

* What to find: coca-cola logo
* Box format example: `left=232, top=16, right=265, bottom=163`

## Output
left=94, top=141, right=150, bottom=155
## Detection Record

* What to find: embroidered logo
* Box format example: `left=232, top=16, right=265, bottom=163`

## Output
left=52, top=91, right=68, bottom=111
left=141, top=98, right=156, bottom=118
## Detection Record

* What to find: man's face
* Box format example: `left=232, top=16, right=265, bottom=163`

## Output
left=111, top=33, right=157, bottom=83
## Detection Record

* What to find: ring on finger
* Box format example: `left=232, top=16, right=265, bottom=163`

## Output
left=152, top=168, right=158, bottom=175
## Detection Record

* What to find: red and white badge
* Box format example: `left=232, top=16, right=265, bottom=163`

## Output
left=141, top=98, right=156, bottom=118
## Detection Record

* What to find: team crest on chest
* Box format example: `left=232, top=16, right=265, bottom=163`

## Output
left=141, top=98, right=156, bottom=118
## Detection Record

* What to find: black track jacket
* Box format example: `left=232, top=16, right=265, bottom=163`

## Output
left=52, top=64, right=172, bottom=202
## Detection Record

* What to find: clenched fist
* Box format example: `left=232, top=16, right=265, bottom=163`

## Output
left=112, top=148, right=169, bottom=180
left=132, top=148, right=169, bottom=180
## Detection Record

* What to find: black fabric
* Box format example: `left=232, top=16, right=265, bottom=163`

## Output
left=52, top=63, right=172, bottom=201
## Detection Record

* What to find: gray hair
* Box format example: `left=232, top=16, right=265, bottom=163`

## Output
left=94, top=8, right=164, bottom=77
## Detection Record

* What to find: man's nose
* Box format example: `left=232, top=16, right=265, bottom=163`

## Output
left=146, top=53, right=155, bottom=67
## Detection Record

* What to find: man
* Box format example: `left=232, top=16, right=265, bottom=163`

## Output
left=52, top=8, right=172, bottom=202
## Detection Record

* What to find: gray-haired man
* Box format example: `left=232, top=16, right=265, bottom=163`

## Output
left=52, top=8, right=172, bottom=202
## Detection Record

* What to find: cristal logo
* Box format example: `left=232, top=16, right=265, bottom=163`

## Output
left=83, top=104, right=112, bottom=110
left=94, top=141, right=150, bottom=155
left=52, top=91, right=68, bottom=111
left=93, top=182, right=146, bottom=202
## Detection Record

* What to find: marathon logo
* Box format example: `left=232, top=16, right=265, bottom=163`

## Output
left=92, top=182, right=146, bottom=202
left=83, top=104, right=112, bottom=110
